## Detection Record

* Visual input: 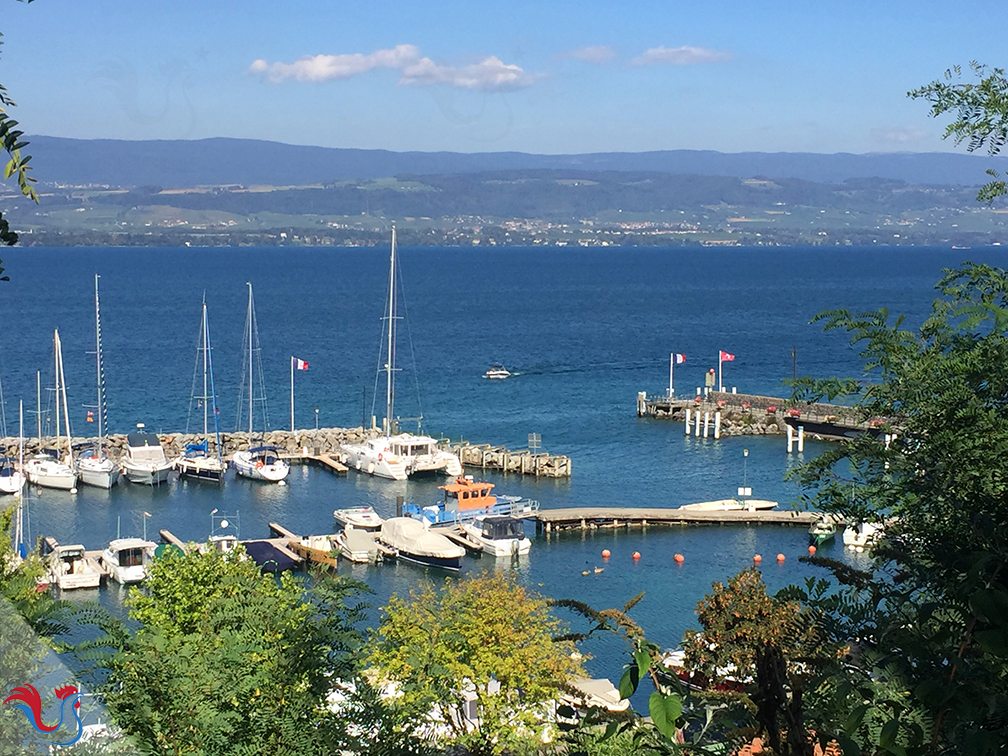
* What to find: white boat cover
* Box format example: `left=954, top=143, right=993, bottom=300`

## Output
left=380, top=517, right=464, bottom=559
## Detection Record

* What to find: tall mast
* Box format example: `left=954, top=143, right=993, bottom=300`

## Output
left=385, top=227, right=396, bottom=433
left=35, top=371, right=40, bottom=444
left=205, top=301, right=221, bottom=460
left=14, top=400, right=23, bottom=558
left=94, top=274, right=105, bottom=446
left=53, top=329, right=60, bottom=453
left=56, top=330, right=72, bottom=462
left=247, top=282, right=253, bottom=436
left=202, top=298, right=209, bottom=438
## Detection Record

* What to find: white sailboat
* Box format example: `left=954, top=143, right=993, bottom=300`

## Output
left=25, top=330, right=77, bottom=492
left=178, top=296, right=226, bottom=483
left=340, top=227, right=462, bottom=480
left=77, top=274, right=120, bottom=489
left=232, top=282, right=289, bottom=484
left=0, top=364, right=21, bottom=494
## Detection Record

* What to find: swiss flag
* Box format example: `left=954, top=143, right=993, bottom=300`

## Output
left=295, top=358, right=309, bottom=370
left=720, top=351, right=735, bottom=362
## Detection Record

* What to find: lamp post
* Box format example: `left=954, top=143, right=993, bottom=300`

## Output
left=743, top=448, right=749, bottom=493
left=315, top=407, right=319, bottom=431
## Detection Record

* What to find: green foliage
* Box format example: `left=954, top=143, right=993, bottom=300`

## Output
left=910, top=62, right=1008, bottom=202
left=369, top=571, right=583, bottom=756
left=787, top=262, right=1008, bottom=754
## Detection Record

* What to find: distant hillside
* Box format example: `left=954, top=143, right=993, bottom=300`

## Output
left=27, top=136, right=1008, bottom=189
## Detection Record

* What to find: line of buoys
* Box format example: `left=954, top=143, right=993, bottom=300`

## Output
left=776, top=553, right=785, bottom=562
left=673, top=553, right=684, bottom=564
left=753, top=554, right=762, bottom=563
left=632, top=551, right=641, bottom=561
left=808, top=545, right=817, bottom=555
left=601, top=549, right=611, bottom=559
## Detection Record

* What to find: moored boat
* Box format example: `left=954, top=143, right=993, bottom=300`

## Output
left=48, top=544, right=103, bottom=590
left=76, top=446, right=120, bottom=489
left=333, top=505, right=384, bottom=532
left=121, top=425, right=174, bottom=485
left=233, top=446, right=290, bottom=483
left=809, top=515, right=837, bottom=546
left=379, top=516, right=465, bottom=571
left=405, top=475, right=539, bottom=525
left=460, top=515, right=531, bottom=557
left=101, top=537, right=156, bottom=584
left=78, top=274, right=120, bottom=489
left=178, top=296, right=226, bottom=483
left=843, top=521, right=881, bottom=552
left=0, top=457, right=24, bottom=495
left=25, top=449, right=77, bottom=491
left=335, top=526, right=381, bottom=563
left=679, top=498, right=778, bottom=512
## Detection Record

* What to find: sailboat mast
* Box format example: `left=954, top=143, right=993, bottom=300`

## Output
left=202, top=300, right=209, bottom=438
left=94, top=274, right=104, bottom=445
left=53, top=329, right=60, bottom=453
left=56, top=330, right=72, bottom=461
left=385, top=227, right=396, bottom=433
left=247, top=282, right=253, bottom=436
left=15, top=400, right=23, bottom=556
left=35, top=371, right=41, bottom=444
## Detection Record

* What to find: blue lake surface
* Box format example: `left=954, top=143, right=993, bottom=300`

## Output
left=1, top=244, right=1003, bottom=682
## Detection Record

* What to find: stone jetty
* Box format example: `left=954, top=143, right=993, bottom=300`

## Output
left=0, top=426, right=382, bottom=462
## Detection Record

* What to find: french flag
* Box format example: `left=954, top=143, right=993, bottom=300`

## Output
left=294, top=357, right=308, bottom=370
left=674, top=353, right=686, bottom=365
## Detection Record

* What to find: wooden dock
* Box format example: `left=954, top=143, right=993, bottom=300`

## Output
left=279, top=452, right=349, bottom=475
left=532, top=506, right=819, bottom=533
left=439, top=441, right=572, bottom=478
left=268, top=522, right=339, bottom=570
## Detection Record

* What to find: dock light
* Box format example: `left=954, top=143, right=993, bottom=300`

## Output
left=753, top=554, right=762, bottom=563
left=777, top=553, right=785, bottom=562
left=602, top=549, right=611, bottom=559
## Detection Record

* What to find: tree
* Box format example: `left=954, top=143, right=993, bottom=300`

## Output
left=909, top=62, right=1008, bottom=202
left=0, top=2, right=40, bottom=254
left=368, top=571, right=583, bottom=756
left=80, top=545, right=368, bottom=755
left=787, top=262, right=1008, bottom=754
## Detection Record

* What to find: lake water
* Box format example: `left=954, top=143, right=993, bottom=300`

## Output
left=1, top=244, right=1002, bottom=682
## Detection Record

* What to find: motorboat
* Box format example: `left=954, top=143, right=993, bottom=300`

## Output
left=843, top=521, right=881, bottom=552
left=179, top=296, right=226, bottom=484
left=233, top=446, right=290, bottom=483
left=461, top=515, right=531, bottom=557
left=25, top=449, right=77, bottom=491
left=333, top=505, right=384, bottom=532
left=484, top=364, right=511, bottom=380
left=343, top=228, right=462, bottom=481
left=177, top=440, right=226, bottom=483
left=378, top=516, right=465, bottom=571
left=404, top=476, right=539, bottom=525
left=678, top=498, right=778, bottom=512
left=0, top=457, right=24, bottom=495
left=121, top=425, right=174, bottom=485
left=657, top=648, right=745, bottom=693
left=809, top=515, right=838, bottom=546
left=335, top=526, right=380, bottom=563
left=78, top=274, right=120, bottom=490
left=47, top=544, right=103, bottom=590
left=76, top=446, right=120, bottom=489
left=101, top=538, right=156, bottom=584
left=233, top=283, right=289, bottom=484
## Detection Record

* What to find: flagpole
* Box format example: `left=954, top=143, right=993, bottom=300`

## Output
left=290, top=355, right=295, bottom=433
left=718, top=352, right=723, bottom=393
left=669, top=352, right=674, bottom=397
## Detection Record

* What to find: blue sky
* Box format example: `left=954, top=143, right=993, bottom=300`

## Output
left=2, top=0, right=1004, bottom=155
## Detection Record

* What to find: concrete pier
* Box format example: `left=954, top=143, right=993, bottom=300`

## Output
left=533, top=506, right=819, bottom=534
left=439, top=441, right=572, bottom=478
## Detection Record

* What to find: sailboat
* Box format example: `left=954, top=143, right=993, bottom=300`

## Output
left=24, top=330, right=77, bottom=491
left=232, top=282, right=289, bottom=484
left=340, top=227, right=462, bottom=481
left=177, top=296, right=226, bottom=483
left=77, top=275, right=120, bottom=489
left=0, top=363, right=20, bottom=494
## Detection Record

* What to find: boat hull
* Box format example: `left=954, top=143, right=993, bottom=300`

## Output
left=0, top=472, right=24, bottom=494
left=233, top=451, right=289, bottom=482
left=122, top=462, right=172, bottom=486
left=54, top=570, right=102, bottom=590
left=77, top=457, right=120, bottom=489
left=333, top=507, right=384, bottom=532
left=177, top=456, right=226, bottom=483
left=395, top=551, right=463, bottom=571
left=25, top=460, right=77, bottom=490
left=340, top=442, right=408, bottom=480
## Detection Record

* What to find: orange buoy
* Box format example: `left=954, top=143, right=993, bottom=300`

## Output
left=808, top=545, right=817, bottom=555
left=632, top=551, right=641, bottom=560
left=602, top=549, right=611, bottom=559
left=777, top=553, right=785, bottom=562
left=753, top=554, right=762, bottom=563
left=673, top=553, right=684, bottom=564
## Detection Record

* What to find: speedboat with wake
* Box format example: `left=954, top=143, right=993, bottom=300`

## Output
left=484, top=364, right=512, bottom=380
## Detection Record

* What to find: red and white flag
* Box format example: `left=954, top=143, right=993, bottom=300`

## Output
left=675, top=353, right=686, bottom=364
left=294, top=357, right=309, bottom=370
left=720, top=351, right=735, bottom=362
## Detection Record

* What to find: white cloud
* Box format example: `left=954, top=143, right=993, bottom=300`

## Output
left=250, top=45, right=539, bottom=91
left=630, top=46, right=730, bottom=66
left=561, top=46, right=616, bottom=63
left=870, top=125, right=929, bottom=145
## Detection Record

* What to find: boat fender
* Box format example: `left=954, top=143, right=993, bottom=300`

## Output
left=378, top=453, right=383, bottom=462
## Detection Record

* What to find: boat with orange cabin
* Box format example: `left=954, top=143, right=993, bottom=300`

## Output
left=403, top=475, right=538, bottom=525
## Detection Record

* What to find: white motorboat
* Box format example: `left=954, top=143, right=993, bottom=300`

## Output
left=232, top=446, right=289, bottom=483
left=48, top=544, right=103, bottom=590
left=843, top=521, right=882, bottom=552
left=342, top=227, right=462, bottom=481
left=335, top=526, right=380, bottom=563
left=234, top=282, right=289, bottom=484
left=0, top=457, right=24, bottom=495
left=27, top=330, right=78, bottom=492
left=101, top=537, right=156, bottom=584
left=484, top=364, right=511, bottom=380
left=333, top=505, right=385, bottom=532
left=379, top=516, right=465, bottom=571
left=461, top=515, right=531, bottom=557
left=78, top=274, right=120, bottom=489
left=121, top=425, right=174, bottom=485
left=178, top=296, right=226, bottom=483
left=678, top=498, right=778, bottom=512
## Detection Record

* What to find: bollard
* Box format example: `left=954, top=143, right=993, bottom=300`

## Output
left=685, top=408, right=692, bottom=436
left=703, top=412, right=710, bottom=438
left=714, top=411, right=721, bottom=439
left=732, top=387, right=737, bottom=394
left=396, top=495, right=404, bottom=518
left=695, top=411, right=701, bottom=437
left=798, top=425, right=805, bottom=453
left=787, top=424, right=794, bottom=453
left=696, top=387, right=701, bottom=396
